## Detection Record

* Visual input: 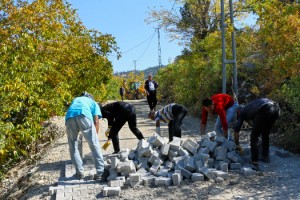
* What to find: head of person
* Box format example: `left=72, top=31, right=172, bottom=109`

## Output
left=81, top=91, right=94, bottom=100
left=148, top=74, right=153, bottom=81
left=202, top=98, right=213, bottom=113
left=148, top=111, right=155, bottom=120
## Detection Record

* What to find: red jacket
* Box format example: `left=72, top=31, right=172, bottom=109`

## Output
left=201, top=94, right=234, bottom=131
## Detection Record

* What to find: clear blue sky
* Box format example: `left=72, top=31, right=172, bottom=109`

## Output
left=67, top=0, right=183, bottom=73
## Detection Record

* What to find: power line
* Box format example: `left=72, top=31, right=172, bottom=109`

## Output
left=134, top=30, right=156, bottom=62
left=123, top=31, right=156, bottom=54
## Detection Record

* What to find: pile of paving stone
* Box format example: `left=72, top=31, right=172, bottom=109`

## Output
left=102, top=131, right=257, bottom=197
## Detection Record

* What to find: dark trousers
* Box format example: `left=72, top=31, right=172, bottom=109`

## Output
left=110, top=105, right=144, bottom=153
left=168, top=104, right=188, bottom=142
left=147, top=90, right=157, bottom=110
left=250, top=103, right=280, bottom=162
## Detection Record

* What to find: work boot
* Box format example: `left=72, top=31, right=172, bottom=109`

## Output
left=75, top=172, right=84, bottom=180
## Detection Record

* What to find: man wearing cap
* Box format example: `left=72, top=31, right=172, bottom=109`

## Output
left=65, top=92, right=105, bottom=181
left=144, top=74, right=158, bottom=112
left=234, top=98, right=280, bottom=170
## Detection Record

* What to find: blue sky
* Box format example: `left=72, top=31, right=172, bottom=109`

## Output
left=67, top=0, right=183, bottom=73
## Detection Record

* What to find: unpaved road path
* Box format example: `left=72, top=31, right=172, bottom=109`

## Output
left=1, top=99, right=300, bottom=200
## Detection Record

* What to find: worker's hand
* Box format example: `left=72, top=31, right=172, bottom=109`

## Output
left=102, top=140, right=111, bottom=150
left=105, top=126, right=111, bottom=137
left=236, top=145, right=244, bottom=155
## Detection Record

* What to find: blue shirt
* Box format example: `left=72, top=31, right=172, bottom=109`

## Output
left=65, top=96, right=102, bottom=122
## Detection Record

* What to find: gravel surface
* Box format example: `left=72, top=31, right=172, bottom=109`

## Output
left=1, top=99, right=300, bottom=200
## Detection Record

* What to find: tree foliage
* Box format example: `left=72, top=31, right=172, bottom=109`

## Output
left=0, top=0, right=119, bottom=171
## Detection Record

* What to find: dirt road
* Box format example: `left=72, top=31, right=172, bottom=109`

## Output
left=1, top=99, right=300, bottom=200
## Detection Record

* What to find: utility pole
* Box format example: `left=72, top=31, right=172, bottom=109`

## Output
left=134, top=60, right=137, bottom=80
left=155, top=27, right=162, bottom=68
left=221, top=0, right=238, bottom=97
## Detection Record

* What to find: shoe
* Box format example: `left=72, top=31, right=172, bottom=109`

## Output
left=93, top=173, right=107, bottom=182
left=112, top=151, right=120, bottom=154
left=250, top=163, right=260, bottom=171
left=76, top=172, right=84, bottom=179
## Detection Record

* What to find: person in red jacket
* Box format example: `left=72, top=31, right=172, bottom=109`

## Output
left=200, top=93, right=239, bottom=139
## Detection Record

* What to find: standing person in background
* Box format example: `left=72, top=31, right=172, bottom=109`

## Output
left=119, top=86, right=125, bottom=101
left=100, top=101, right=145, bottom=154
left=201, top=93, right=239, bottom=140
left=234, top=98, right=280, bottom=170
left=148, top=103, right=188, bottom=142
left=144, top=74, right=158, bottom=112
left=65, top=92, right=105, bottom=181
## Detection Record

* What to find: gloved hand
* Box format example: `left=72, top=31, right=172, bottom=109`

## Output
left=105, top=126, right=111, bottom=137
left=236, top=145, right=244, bottom=155
left=102, top=140, right=111, bottom=150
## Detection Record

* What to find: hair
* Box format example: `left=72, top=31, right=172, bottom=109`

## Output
left=81, top=91, right=94, bottom=100
left=202, top=98, right=212, bottom=107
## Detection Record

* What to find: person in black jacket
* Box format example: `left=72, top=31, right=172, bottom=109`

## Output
left=144, top=74, right=158, bottom=111
left=100, top=101, right=144, bottom=153
left=234, top=98, right=280, bottom=170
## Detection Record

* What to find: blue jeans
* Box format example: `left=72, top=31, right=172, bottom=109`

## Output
left=66, top=115, right=104, bottom=175
left=215, top=101, right=239, bottom=139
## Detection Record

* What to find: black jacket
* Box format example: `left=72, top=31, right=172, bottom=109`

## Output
left=144, top=80, right=158, bottom=92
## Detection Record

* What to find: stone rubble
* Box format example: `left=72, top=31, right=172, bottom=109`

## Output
left=100, top=131, right=257, bottom=197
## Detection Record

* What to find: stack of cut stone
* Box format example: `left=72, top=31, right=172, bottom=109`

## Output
left=102, top=131, right=253, bottom=197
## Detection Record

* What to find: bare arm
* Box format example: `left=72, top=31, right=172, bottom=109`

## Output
left=93, top=116, right=99, bottom=134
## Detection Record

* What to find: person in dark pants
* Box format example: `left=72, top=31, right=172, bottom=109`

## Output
left=144, top=74, right=158, bottom=111
left=100, top=101, right=144, bottom=153
left=234, top=98, right=280, bottom=170
left=148, top=103, right=188, bottom=142
left=119, top=86, right=125, bottom=101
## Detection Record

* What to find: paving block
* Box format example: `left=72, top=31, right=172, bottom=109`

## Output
left=109, top=179, right=124, bottom=187
left=206, top=131, right=217, bottom=138
left=197, top=147, right=210, bottom=155
left=220, top=162, right=229, bottom=173
left=212, top=170, right=228, bottom=179
left=178, top=148, right=190, bottom=156
left=183, top=157, right=195, bottom=172
left=200, top=167, right=216, bottom=181
left=129, top=173, right=142, bottom=182
left=169, top=137, right=182, bottom=151
left=227, top=151, right=240, bottom=163
left=102, top=187, right=121, bottom=197
left=230, top=163, right=241, bottom=170
left=182, top=139, right=199, bottom=154
left=142, top=175, right=156, bottom=186
left=191, top=173, right=204, bottom=182
left=110, top=157, right=120, bottom=169
left=128, top=149, right=136, bottom=160
left=172, top=173, right=182, bottom=186
left=195, top=160, right=204, bottom=173
left=161, top=144, right=170, bottom=156
left=156, top=168, right=169, bottom=177
left=215, top=177, right=225, bottom=183
left=215, top=146, right=228, bottom=161
left=222, top=140, right=236, bottom=151
left=164, top=161, right=174, bottom=170
left=151, top=133, right=165, bottom=147
left=155, top=177, right=172, bottom=186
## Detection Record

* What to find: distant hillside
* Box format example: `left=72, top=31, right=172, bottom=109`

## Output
left=114, top=65, right=164, bottom=79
